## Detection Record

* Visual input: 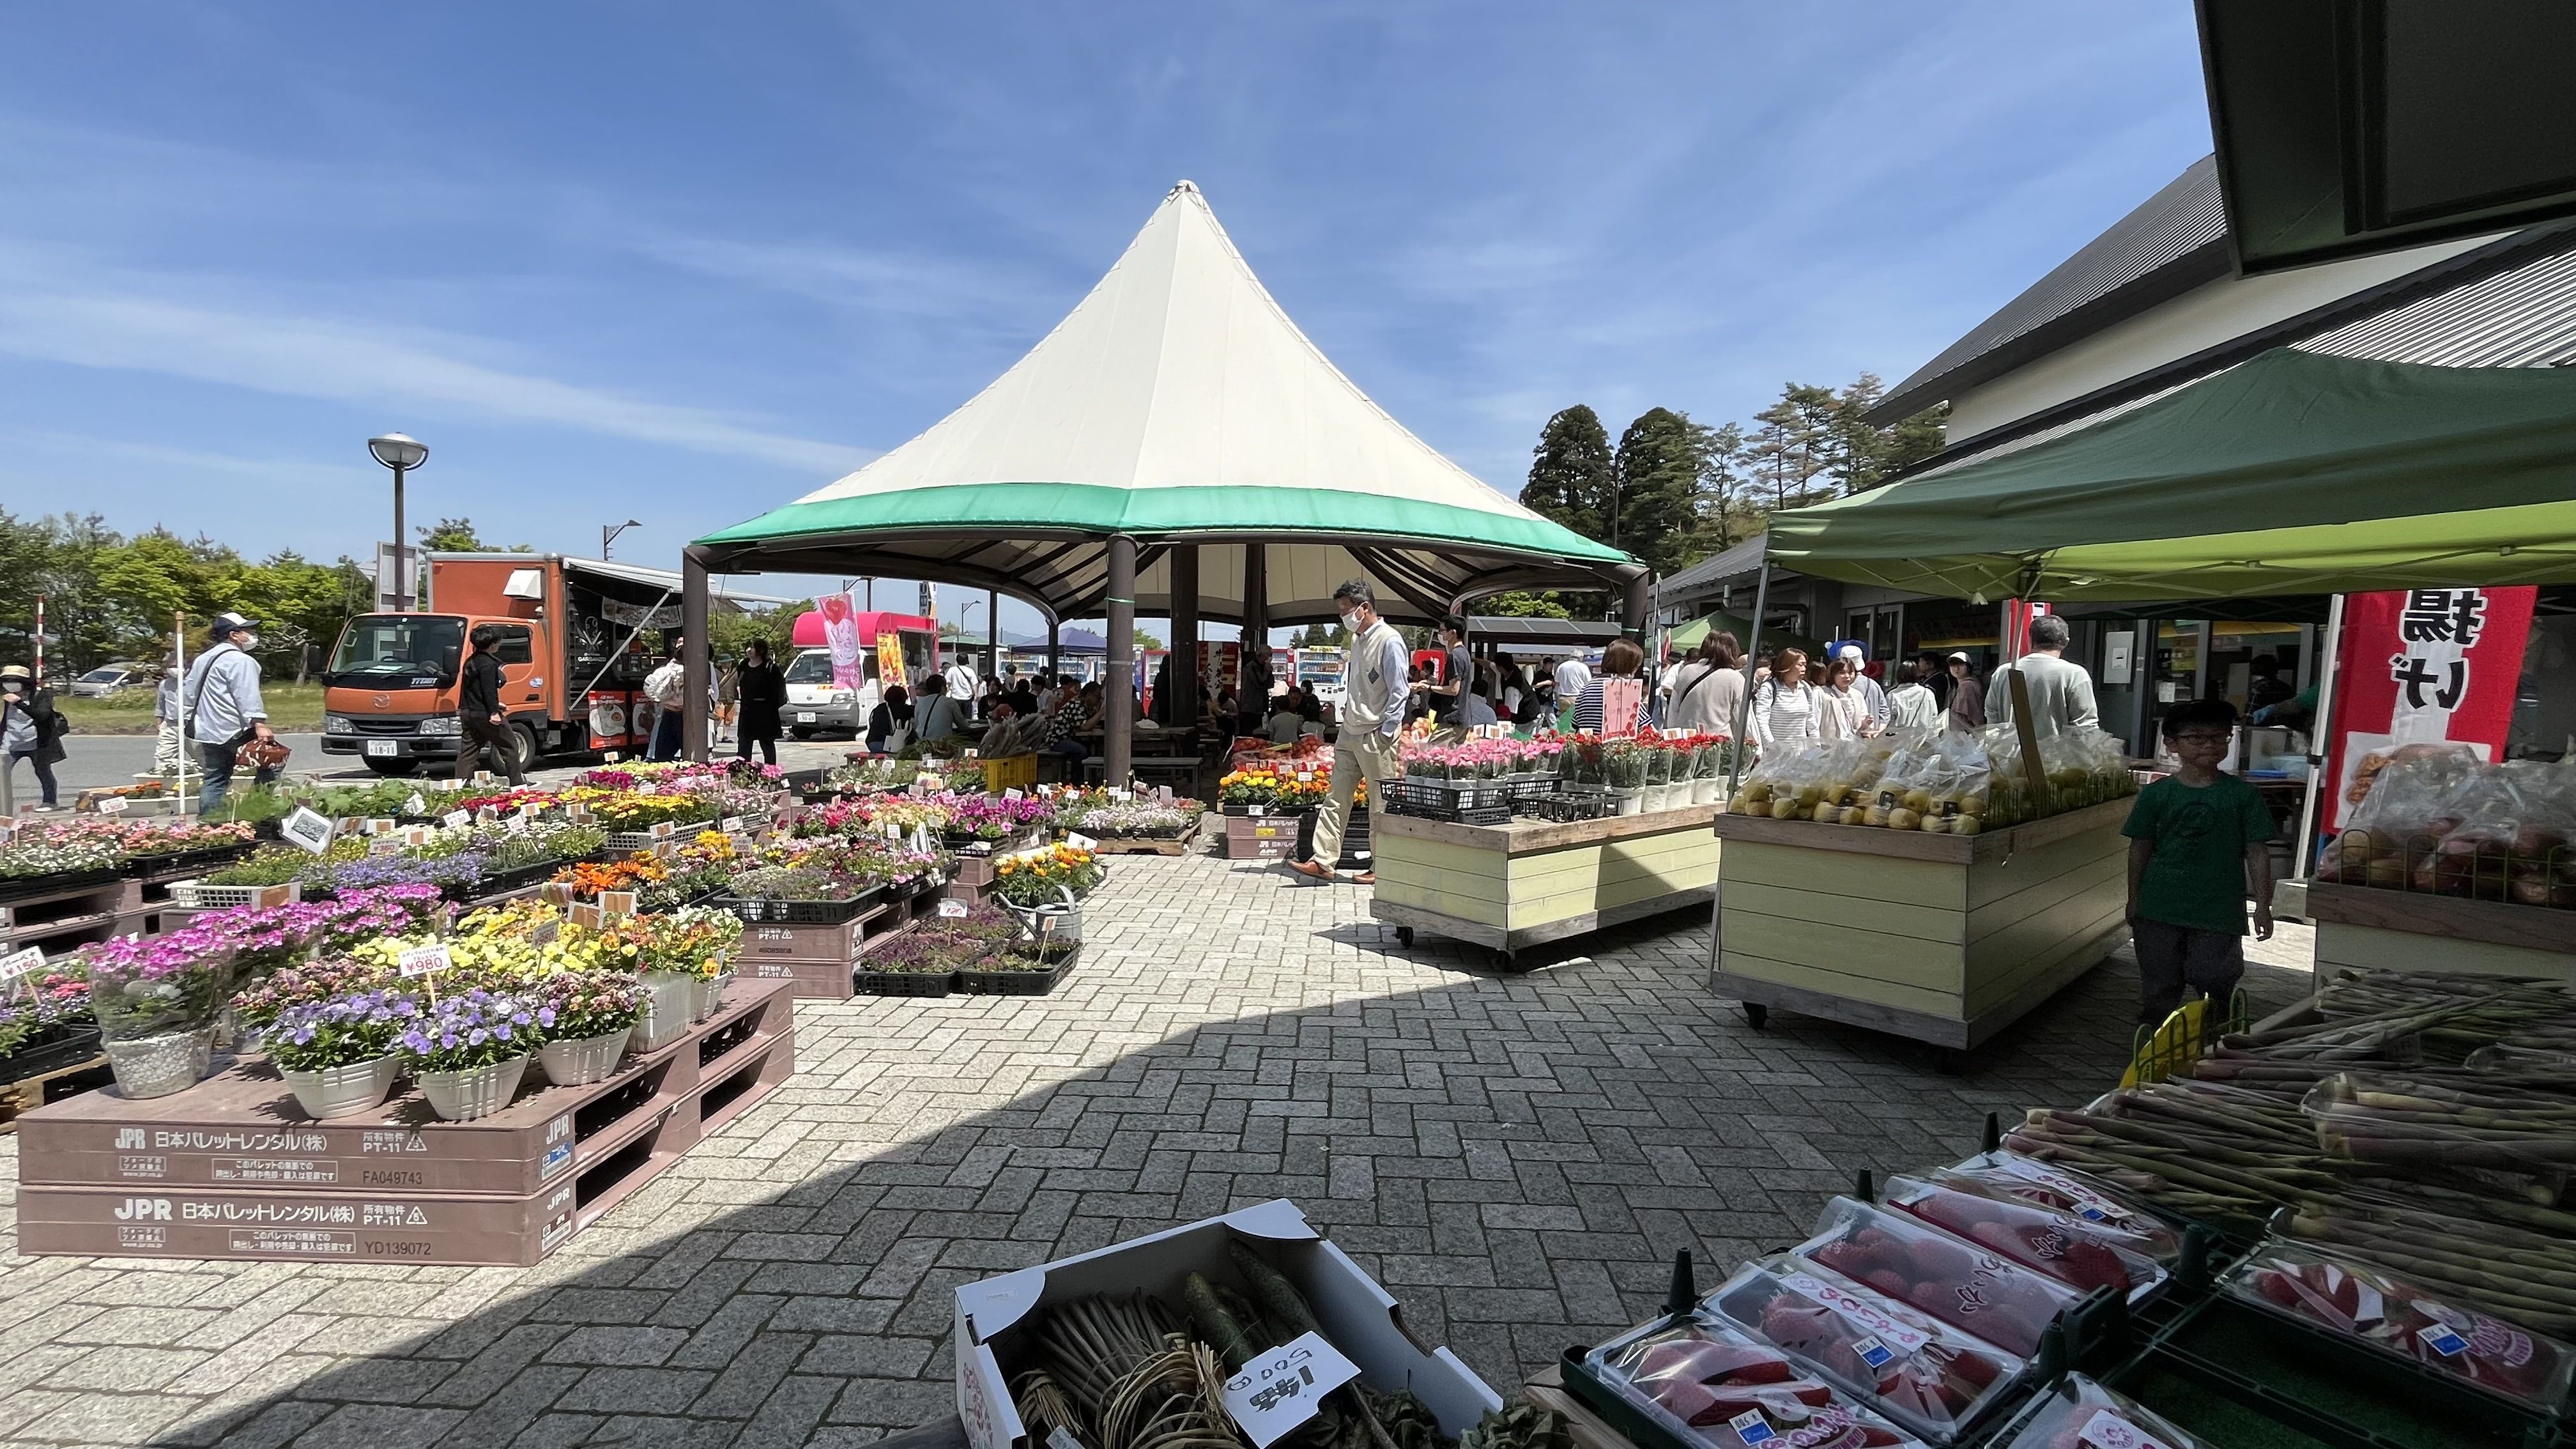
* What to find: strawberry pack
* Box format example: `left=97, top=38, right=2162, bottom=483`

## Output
left=1912, top=1153, right=2182, bottom=1264
left=1796, top=1199, right=2081, bottom=1357
left=1880, top=1172, right=2169, bottom=1303
left=1707, top=1257, right=2027, bottom=1441
left=2227, top=1243, right=2576, bottom=1411
left=1586, top=1316, right=1930, bottom=1449
left=1990, top=1374, right=2212, bottom=1449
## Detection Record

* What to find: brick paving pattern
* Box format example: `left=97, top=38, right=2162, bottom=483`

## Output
left=0, top=846, right=2317, bottom=1447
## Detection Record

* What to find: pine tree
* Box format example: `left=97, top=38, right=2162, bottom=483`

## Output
left=1611, top=408, right=1706, bottom=574
left=1520, top=405, right=1614, bottom=543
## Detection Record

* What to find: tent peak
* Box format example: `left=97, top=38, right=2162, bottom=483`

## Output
left=1167, top=179, right=1202, bottom=199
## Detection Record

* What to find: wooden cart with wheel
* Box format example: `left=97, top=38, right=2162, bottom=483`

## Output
left=1370, top=805, right=1722, bottom=970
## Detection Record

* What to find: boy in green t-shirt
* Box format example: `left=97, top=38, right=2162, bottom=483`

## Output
left=2122, top=699, right=2276, bottom=1026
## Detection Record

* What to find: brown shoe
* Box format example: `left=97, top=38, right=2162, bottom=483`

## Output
left=1287, top=859, right=1333, bottom=882
left=1353, top=871, right=1376, bottom=885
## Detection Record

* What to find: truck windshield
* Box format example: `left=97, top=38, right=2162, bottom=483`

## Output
left=785, top=650, right=836, bottom=684
left=329, top=616, right=466, bottom=687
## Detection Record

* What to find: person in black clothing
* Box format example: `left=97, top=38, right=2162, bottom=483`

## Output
left=734, top=641, right=786, bottom=765
left=866, top=685, right=912, bottom=754
left=459, top=625, right=523, bottom=785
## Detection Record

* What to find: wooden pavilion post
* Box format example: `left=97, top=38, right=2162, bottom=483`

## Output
left=1046, top=618, right=1061, bottom=687
left=1170, top=544, right=1199, bottom=730
left=986, top=588, right=1000, bottom=695
left=1241, top=542, right=1268, bottom=716
left=1106, top=535, right=1137, bottom=788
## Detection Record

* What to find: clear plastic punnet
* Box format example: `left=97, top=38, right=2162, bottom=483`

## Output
left=2225, top=1241, right=2576, bottom=1411
left=1989, top=1372, right=2216, bottom=1449
left=1911, top=1152, right=2182, bottom=1266
left=1583, top=1313, right=1929, bottom=1449
left=1795, top=1197, right=2080, bottom=1358
left=1705, top=1255, right=2027, bottom=1443
left=1879, top=1171, right=2170, bottom=1303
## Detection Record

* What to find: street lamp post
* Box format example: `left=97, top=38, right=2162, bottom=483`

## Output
left=367, top=433, right=429, bottom=611
left=603, top=519, right=642, bottom=560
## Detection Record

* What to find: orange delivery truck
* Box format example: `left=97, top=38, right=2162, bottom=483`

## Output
left=319, top=553, right=787, bottom=777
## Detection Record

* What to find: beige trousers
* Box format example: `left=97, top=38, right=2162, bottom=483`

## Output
left=1310, top=728, right=1398, bottom=868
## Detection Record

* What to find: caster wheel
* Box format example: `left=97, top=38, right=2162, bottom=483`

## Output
left=1934, top=1048, right=1968, bottom=1077
left=1742, top=1003, right=1768, bottom=1030
left=1394, top=926, right=1414, bottom=947
left=1494, top=948, right=1517, bottom=970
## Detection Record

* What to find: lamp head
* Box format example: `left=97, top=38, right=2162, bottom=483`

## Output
left=368, top=433, right=428, bottom=470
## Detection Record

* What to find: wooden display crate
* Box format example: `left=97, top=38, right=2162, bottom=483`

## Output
left=15, top=979, right=795, bottom=1266
left=1708, top=796, right=2133, bottom=1050
left=2297, top=879, right=2576, bottom=983
left=1222, top=811, right=1305, bottom=860
left=1, top=873, right=142, bottom=947
left=1370, top=805, right=1720, bottom=969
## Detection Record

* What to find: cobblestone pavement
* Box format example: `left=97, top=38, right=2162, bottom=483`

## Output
left=0, top=847, right=2317, bottom=1448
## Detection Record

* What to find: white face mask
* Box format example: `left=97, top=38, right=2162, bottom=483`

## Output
left=238, top=633, right=259, bottom=650
left=1338, top=610, right=1363, bottom=633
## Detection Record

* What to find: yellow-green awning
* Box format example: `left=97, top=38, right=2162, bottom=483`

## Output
left=1766, top=349, right=2576, bottom=601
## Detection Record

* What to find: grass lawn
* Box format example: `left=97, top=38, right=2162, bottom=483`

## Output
left=56, top=680, right=328, bottom=735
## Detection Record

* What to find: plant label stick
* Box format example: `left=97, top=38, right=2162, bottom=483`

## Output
left=0, top=946, right=44, bottom=1002
left=939, top=899, right=969, bottom=919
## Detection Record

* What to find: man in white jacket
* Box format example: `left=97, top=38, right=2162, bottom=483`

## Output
left=181, top=613, right=276, bottom=815
left=1989, top=615, right=2100, bottom=739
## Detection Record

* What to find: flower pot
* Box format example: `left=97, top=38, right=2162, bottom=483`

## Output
left=537, top=1029, right=632, bottom=1087
left=634, top=972, right=696, bottom=1051
left=415, top=1056, right=530, bottom=1122
left=689, top=970, right=735, bottom=1023
left=281, top=1055, right=402, bottom=1119
left=1611, top=788, right=1644, bottom=816
left=104, top=1027, right=216, bottom=1100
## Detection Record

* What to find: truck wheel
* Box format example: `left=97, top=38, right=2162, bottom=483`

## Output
left=790, top=727, right=813, bottom=740
left=363, top=759, right=418, bottom=778
left=510, top=724, right=539, bottom=774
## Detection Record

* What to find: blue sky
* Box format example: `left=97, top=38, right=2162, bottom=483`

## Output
left=0, top=3, right=2212, bottom=640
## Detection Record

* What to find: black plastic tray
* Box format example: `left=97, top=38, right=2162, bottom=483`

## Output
left=956, top=946, right=1078, bottom=995
left=0, top=868, right=125, bottom=908
left=715, top=887, right=883, bottom=925
left=0, top=1023, right=103, bottom=1084
left=850, top=969, right=954, bottom=997
left=124, top=843, right=254, bottom=880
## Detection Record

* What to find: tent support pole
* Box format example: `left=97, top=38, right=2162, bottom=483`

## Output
left=986, top=588, right=999, bottom=693
left=1242, top=542, right=1268, bottom=710
left=1106, top=535, right=1137, bottom=790
left=1046, top=619, right=1061, bottom=688
left=681, top=548, right=712, bottom=764
left=1172, top=544, right=1200, bottom=732
left=1710, top=548, right=1772, bottom=981
left=2290, top=592, right=2347, bottom=894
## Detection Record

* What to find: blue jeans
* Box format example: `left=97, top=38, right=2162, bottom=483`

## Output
left=1050, top=737, right=1087, bottom=761
left=648, top=707, right=684, bottom=762
left=7, top=749, right=57, bottom=808
left=195, top=739, right=274, bottom=816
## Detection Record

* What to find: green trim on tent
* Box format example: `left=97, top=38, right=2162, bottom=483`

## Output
left=696, top=480, right=1633, bottom=565
left=1766, top=349, right=2576, bottom=600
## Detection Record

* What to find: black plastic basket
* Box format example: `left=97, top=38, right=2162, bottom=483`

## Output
left=123, top=843, right=254, bottom=881
left=0, top=1023, right=103, bottom=1085
left=0, top=868, right=125, bottom=908
left=1380, top=778, right=1513, bottom=822
left=956, top=945, right=1078, bottom=995
left=850, top=969, right=954, bottom=997
left=714, top=887, right=882, bottom=925
left=1505, top=776, right=1562, bottom=807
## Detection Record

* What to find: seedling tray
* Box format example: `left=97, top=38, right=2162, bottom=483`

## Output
left=714, top=889, right=880, bottom=925
left=955, top=945, right=1079, bottom=995
left=852, top=969, right=954, bottom=997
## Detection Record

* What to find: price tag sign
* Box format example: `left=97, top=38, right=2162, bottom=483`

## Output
left=518, top=803, right=540, bottom=819
left=0, top=945, right=46, bottom=999
left=721, top=816, right=746, bottom=834
left=636, top=781, right=659, bottom=795
left=938, top=899, right=969, bottom=919
left=371, top=817, right=398, bottom=836
left=1724, top=1411, right=1777, bottom=1447
left=1157, top=785, right=1173, bottom=802
left=604, top=751, right=622, bottom=763
left=280, top=807, right=337, bottom=856
left=402, top=827, right=431, bottom=847
left=1109, top=788, right=1131, bottom=802
left=443, top=809, right=471, bottom=829
left=473, top=770, right=495, bottom=786
left=476, top=806, right=499, bottom=825
left=1066, top=832, right=1098, bottom=851
left=398, top=944, right=454, bottom=979
left=1248, top=804, right=1264, bottom=818
left=505, top=813, right=531, bottom=836
left=2074, top=1409, right=2179, bottom=1449
left=964, top=748, right=979, bottom=760
left=1220, top=1333, right=1360, bottom=1448
left=403, top=792, right=427, bottom=816
left=599, top=890, right=638, bottom=919
left=91, top=795, right=129, bottom=816
left=651, top=821, right=676, bottom=839
left=1003, top=788, right=1023, bottom=802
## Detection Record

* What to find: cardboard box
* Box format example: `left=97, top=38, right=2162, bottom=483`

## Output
left=953, top=1199, right=1501, bottom=1449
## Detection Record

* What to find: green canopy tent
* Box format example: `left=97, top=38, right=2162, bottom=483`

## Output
left=1665, top=610, right=1820, bottom=662
left=1765, top=349, right=2576, bottom=601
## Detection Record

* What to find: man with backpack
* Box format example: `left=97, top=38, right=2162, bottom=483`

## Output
left=181, top=613, right=277, bottom=815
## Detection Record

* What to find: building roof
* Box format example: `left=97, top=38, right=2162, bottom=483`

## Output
left=1653, top=535, right=1772, bottom=598
left=1871, top=157, right=2232, bottom=423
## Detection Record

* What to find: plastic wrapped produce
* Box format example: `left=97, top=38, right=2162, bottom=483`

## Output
left=1991, top=1373, right=2214, bottom=1449
left=1880, top=1172, right=2169, bottom=1302
left=1707, top=1257, right=2024, bottom=1441
left=1795, top=1198, right=2079, bottom=1356
left=1909, top=1153, right=2182, bottom=1267
left=1585, top=1315, right=1928, bottom=1449
left=2317, top=744, right=2483, bottom=889
left=2228, top=1243, right=2576, bottom=1410
left=1732, top=742, right=1828, bottom=819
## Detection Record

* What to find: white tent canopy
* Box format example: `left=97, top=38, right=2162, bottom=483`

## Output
left=696, top=181, right=1635, bottom=625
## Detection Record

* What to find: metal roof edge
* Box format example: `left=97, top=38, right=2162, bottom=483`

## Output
left=1866, top=219, right=2576, bottom=484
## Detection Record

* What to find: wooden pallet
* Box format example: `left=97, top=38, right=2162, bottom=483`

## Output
left=0, top=1054, right=111, bottom=1135
left=1091, top=825, right=1200, bottom=856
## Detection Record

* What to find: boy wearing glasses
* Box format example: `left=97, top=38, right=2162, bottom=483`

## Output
left=2122, top=699, right=2276, bottom=1027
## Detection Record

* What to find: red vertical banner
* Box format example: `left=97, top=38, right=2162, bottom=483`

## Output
left=2322, top=586, right=2536, bottom=830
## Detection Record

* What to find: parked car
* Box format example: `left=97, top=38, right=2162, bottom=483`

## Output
left=67, top=662, right=150, bottom=698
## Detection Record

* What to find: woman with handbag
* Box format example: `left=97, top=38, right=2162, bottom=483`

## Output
left=1661, top=633, right=1746, bottom=738
left=1, top=664, right=66, bottom=810
left=734, top=641, right=786, bottom=765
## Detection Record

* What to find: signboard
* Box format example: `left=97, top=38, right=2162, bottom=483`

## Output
left=816, top=592, right=867, bottom=691
left=2325, top=587, right=2537, bottom=831
left=280, top=808, right=337, bottom=856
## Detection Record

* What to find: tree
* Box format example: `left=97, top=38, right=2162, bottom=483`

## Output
left=1478, top=591, right=1574, bottom=620
left=1133, top=629, right=1163, bottom=651
left=1695, top=420, right=1751, bottom=551
left=1301, top=623, right=1334, bottom=647
left=709, top=605, right=797, bottom=666
left=234, top=551, right=371, bottom=681
left=416, top=518, right=489, bottom=553
left=1611, top=408, right=1706, bottom=574
left=1521, top=405, right=1614, bottom=544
